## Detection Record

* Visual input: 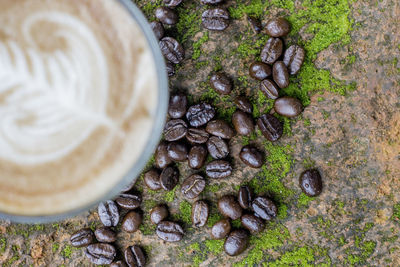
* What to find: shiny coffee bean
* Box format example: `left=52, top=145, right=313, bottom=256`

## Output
left=164, top=119, right=187, bottom=141
left=155, top=7, right=178, bottom=25
left=206, top=160, right=232, bottom=178
left=264, top=17, right=290, bottom=37
left=181, top=174, right=206, bottom=199
left=257, top=114, right=283, bottom=142
left=224, top=229, right=249, bottom=256
left=274, top=96, right=303, bottom=117
left=272, top=61, right=289, bottom=88
left=85, top=243, right=116, bottom=265
left=150, top=204, right=169, bottom=224
left=261, top=37, right=283, bottom=65
left=249, top=62, right=271, bottom=81
left=160, top=166, right=179, bottom=191
left=115, top=193, right=142, bottom=210
left=210, top=72, right=232, bottom=95
left=247, top=16, right=262, bottom=34
left=144, top=169, right=162, bottom=191
left=156, top=221, right=184, bottom=242
left=192, top=200, right=209, bottom=227
left=283, top=45, right=305, bottom=75
left=238, top=186, right=253, bottom=209
left=186, top=103, right=216, bottom=127
left=164, top=0, right=182, bottom=8
left=110, top=261, right=127, bottom=267
left=150, top=21, right=164, bottom=40
left=94, top=227, right=117, bottom=243
left=218, top=195, right=243, bottom=220
left=168, top=95, right=187, bottom=119
left=167, top=142, right=188, bottom=162
left=206, top=120, right=235, bottom=139
left=202, top=8, right=230, bottom=31
left=252, top=196, right=277, bottom=220
left=186, top=128, right=210, bottom=144
left=241, top=214, right=265, bottom=234
left=260, top=79, right=279, bottom=100
left=159, top=37, right=184, bottom=64
left=121, top=211, right=142, bottom=233
left=206, top=136, right=229, bottom=159
left=70, top=228, right=95, bottom=247
left=299, top=169, right=322, bottom=197
left=124, top=245, right=146, bottom=267
left=98, top=200, right=119, bottom=227
left=155, top=142, right=172, bottom=169
left=211, top=219, right=231, bottom=239
left=188, top=145, right=208, bottom=169
left=239, top=145, right=263, bottom=168
left=232, top=111, right=254, bottom=136
left=234, top=96, right=253, bottom=114
left=201, top=0, right=223, bottom=4
left=166, top=61, right=175, bottom=77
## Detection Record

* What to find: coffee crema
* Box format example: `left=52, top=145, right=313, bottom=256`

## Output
left=0, top=0, right=158, bottom=215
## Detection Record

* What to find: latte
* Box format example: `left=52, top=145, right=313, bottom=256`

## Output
left=0, top=0, right=159, bottom=215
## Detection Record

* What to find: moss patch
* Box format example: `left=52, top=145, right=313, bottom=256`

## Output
left=178, top=200, right=192, bottom=224
left=205, top=239, right=224, bottom=255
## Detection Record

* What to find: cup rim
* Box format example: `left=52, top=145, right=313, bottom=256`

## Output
left=0, top=0, right=168, bottom=223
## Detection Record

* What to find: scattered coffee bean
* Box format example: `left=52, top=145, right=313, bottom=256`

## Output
left=232, top=111, right=254, bottom=136
left=264, top=17, right=290, bottom=37
left=150, top=21, right=164, bottom=40
left=164, top=119, right=187, bottom=141
left=155, top=7, right=178, bottom=25
left=144, top=169, right=162, bottom=191
left=201, top=0, right=223, bottom=4
left=247, top=16, right=262, bottom=34
left=150, top=204, right=169, bottom=224
left=192, top=200, right=209, bottom=227
left=188, top=145, right=208, bottom=169
left=238, top=186, right=253, bottom=209
left=206, top=120, right=235, bottom=139
left=156, top=221, right=184, bottom=242
left=299, top=169, right=322, bottom=197
left=98, top=200, right=119, bottom=227
left=155, top=142, right=172, bottom=169
left=218, top=195, right=243, bottom=220
left=159, top=37, right=184, bottom=64
left=249, top=62, right=271, bottom=81
left=257, top=114, right=283, bottom=142
left=167, top=142, right=188, bottom=162
left=211, top=219, right=231, bottom=239
left=241, top=214, right=265, bottom=234
left=124, top=245, right=146, bottom=267
left=186, top=103, right=216, bottom=127
left=121, top=211, right=142, bottom=233
left=70, top=228, right=95, bottom=247
left=283, top=45, right=305, bottom=75
left=110, top=261, right=127, bottom=267
left=239, top=145, right=263, bottom=168
left=206, top=136, right=229, bottom=159
left=272, top=61, right=289, bottom=88
left=160, top=166, right=179, bottom=191
left=202, top=8, right=230, bottom=31
left=164, top=0, right=182, bottom=8
left=181, top=174, right=206, bottom=199
left=274, top=96, right=303, bottom=117
left=210, top=72, right=232, bottom=95
left=94, top=227, right=117, bottom=243
left=186, top=128, right=210, bottom=144
left=234, top=96, right=253, bottom=114
left=166, top=61, right=175, bottom=77
left=206, top=160, right=232, bottom=178
left=261, top=37, right=283, bottom=64
left=224, top=229, right=249, bottom=256
left=115, top=193, right=142, bottom=210
left=121, top=180, right=135, bottom=192
left=260, top=79, right=279, bottom=100
left=252, top=196, right=277, bottom=220
left=168, top=95, right=187, bottom=119
left=85, top=243, right=116, bottom=265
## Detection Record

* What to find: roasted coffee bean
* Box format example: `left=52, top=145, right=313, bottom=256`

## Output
left=206, top=120, right=235, bottom=139
left=164, top=0, right=182, bottom=8
left=274, top=96, right=303, bottom=117
left=206, top=160, right=232, bottom=178
left=155, top=142, right=172, bottom=169
left=70, top=228, right=95, bottom=247
left=260, top=79, right=279, bottom=100
left=264, top=17, right=290, bottom=37
left=166, top=61, right=175, bottom=77
left=206, top=136, right=229, bottom=159
left=239, top=145, right=263, bottom=168
left=94, top=227, right=117, bottom=243
left=168, top=95, right=187, bottom=119
left=238, top=186, right=253, bottom=209
left=150, top=204, right=169, bottom=224
left=192, top=200, right=209, bottom=227
left=252, top=196, right=277, bottom=220
left=144, top=169, right=162, bottom=191
left=247, top=16, right=262, bottom=34
left=150, top=21, right=164, bottom=40
left=261, top=37, right=283, bottom=65
left=201, top=0, right=223, bottom=4
left=218, top=195, right=243, bottom=220
left=160, top=166, right=179, bottom=191
left=164, top=119, right=187, bottom=141
left=124, top=245, right=146, bottom=267
left=98, top=200, right=119, bottom=227
left=85, top=243, right=116, bottom=265
left=241, top=214, right=265, bottom=234
left=167, top=142, right=188, bottom=162
left=186, top=103, right=216, bottom=127
left=159, top=37, right=184, bottom=64
left=188, top=145, right=208, bottom=169
left=110, top=261, right=127, bottom=267
left=115, top=193, right=142, bottom=210
left=202, top=8, right=230, bottom=31
left=234, top=96, right=253, bottom=114
left=121, top=211, right=142, bottom=233
left=272, top=61, right=289, bottom=88
left=257, top=114, right=283, bottom=142
left=181, top=174, right=206, bottom=199
left=283, top=45, right=305, bottom=75
left=232, top=111, right=254, bottom=136
left=210, top=72, right=232, bottom=95
left=249, top=62, right=271, bottom=81
left=156, top=221, right=184, bottom=242
left=155, top=7, right=178, bottom=25
left=299, top=169, right=322, bottom=197
left=224, top=229, right=249, bottom=256
left=186, top=128, right=209, bottom=144
left=211, top=219, right=231, bottom=239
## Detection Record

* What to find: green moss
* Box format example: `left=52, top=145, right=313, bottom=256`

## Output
left=266, top=246, right=315, bottom=267
left=139, top=223, right=156, bottom=236
left=361, top=240, right=376, bottom=258
left=176, top=3, right=202, bottom=44
left=297, top=193, right=314, bottom=207
left=231, top=219, right=242, bottom=228
left=0, top=238, right=6, bottom=255
left=277, top=204, right=288, bottom=220
left=206, top=183, right=224, bottom=193
left=207, top=212, right=223, bottom=227
left=228, top=0, right=269, bottom=19
left=52, top=243, right=59, bottom=253
left=163, top=186, right=177, bottom=202
left=391, top=202, right=400, bottom=223
left=192, top=32, right=209, bottom=60
left=134, top=0, right=162, bottom=19
left=61, top=245, right=75, bottom=259
left=303, top=118, right=311, bottom=127
left=178, top=200, right=192, bottom=224
left=204, top=239, right=224, bottom=255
